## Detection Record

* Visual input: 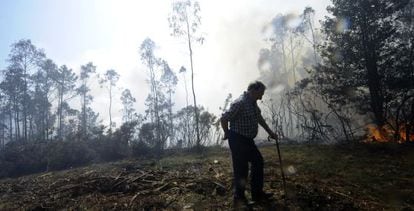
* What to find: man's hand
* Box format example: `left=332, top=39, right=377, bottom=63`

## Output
left=222, top=131, right=229, bottom=140
left=268, top=131, right=278, bottom=141
left=220, top=118, right=230, bottom=140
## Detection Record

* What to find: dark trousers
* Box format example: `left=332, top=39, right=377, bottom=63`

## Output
left=228, top=130, right=264, bottom=199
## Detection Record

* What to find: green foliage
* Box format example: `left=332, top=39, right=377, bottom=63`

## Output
left=315, top=0, right=413, bottom=127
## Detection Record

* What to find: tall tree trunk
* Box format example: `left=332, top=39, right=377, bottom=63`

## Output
left=15, top=108, right=19, bottom=141
left=150, top=65, right=162, bottom=152
left=309, top=20, right=318, bottom=65
left=23, top=63, right=28, bottom=142
left=186, top=15, right=201, bottom=150
left=8, top=109, right=12, bottom=142
left=181, top=73, right=191, bottom=148
left=366, top=53, right=385, bottom=126
left=82, top=86, right=87, bottom=137
left=169, top=90, right=174, bottom=141
left=362, top=18, right=385, bottom=127
left=58, top=89, right=63, bottom=140
left=13, top=97, right=20, bottom=141
left=109, top=84, right=112, bottom=133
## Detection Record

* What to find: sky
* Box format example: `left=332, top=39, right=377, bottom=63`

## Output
left=0, top=0, right=331, bottom=127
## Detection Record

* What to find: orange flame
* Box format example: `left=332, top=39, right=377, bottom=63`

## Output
left=366, top=124, right=414, bottom=143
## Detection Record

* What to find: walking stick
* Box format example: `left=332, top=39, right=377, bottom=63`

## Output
left=268, top=136, right=287, bottom=196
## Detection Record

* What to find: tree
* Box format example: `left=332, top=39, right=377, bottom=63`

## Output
left=7, top=39, right=45, bottom=141
left=120, top=89, right=137, bottom=123
left=77, top=62, right=96, bottom=137
left=174, top=106, right=194, bottom=148
left=140, top=38, right=169, bottom=152
left=32, top=59, right=57, bottom=141
left=169, top=0, right=204, bottom=149
left=198, top=108, right=217, bottom=146
left=138, top=122, right=157, bottom=150
left=313, top=0, right=412, bottom=141
left=0, top=66, right=25, bottom=141
left=298, top=7, right=320, bottom=65
left=53, top=65, right=78, bottom=140
left=99, top=69, right=120, bottom=132
left=178, top=66, right=192, bottom=146
left=174, top=105, right=215, bottom=148
left=160, top=61, right=178, bottom=143
left=140, top=38, right=160, bottom=123
left=259, top=11, right=313, bottom=138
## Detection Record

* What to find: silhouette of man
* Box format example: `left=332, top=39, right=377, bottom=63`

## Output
left=221, top=81, right=278, bottom=206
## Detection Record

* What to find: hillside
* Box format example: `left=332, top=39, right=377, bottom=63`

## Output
left=0, top=143, right=413, bottom=210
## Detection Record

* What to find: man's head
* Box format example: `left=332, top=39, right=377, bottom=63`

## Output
left=247, top=81, right=266, bottom=101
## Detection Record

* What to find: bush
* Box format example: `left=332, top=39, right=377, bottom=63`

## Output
left=46, top=140, right=97, bottom=171
left=0, top=121, right=140, bottom=178
left=0, top=160, right=13, bottom=178
left=1, top=141, right=49, bottom=177
left=131, top=141, right=153, bottom=157
left=93, top=122, right=137, bottom=161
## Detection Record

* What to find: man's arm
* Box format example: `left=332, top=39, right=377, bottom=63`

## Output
left=220, top=100, right=242, bottom=140
left=258, top=115, right=278, bottom=140
left=220, top=117, right=230, bottom=140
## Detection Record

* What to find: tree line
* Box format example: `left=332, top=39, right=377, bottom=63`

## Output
left=0, top=0, right=221, bottom=178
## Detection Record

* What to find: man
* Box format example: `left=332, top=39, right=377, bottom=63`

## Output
left=221, top=81, right=278, bottom=206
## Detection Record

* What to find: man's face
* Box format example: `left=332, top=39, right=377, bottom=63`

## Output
left=253, top=88, right=265, bottom=100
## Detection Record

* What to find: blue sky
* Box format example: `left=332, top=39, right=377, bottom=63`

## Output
left=0, top=0, right=112, bottom=69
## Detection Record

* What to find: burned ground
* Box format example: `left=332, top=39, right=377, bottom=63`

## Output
left=0, top=143, right=413, bottom=210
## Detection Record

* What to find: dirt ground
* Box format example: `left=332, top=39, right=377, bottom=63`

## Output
left=0, top=143, right=413, bottom=210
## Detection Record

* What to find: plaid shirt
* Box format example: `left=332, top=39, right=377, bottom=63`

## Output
left=221, top=92, right=262, bottom=139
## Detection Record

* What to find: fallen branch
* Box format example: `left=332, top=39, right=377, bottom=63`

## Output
left=155, top=182, right=170, bottom=192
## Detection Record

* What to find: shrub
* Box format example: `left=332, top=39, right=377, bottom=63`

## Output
left=131, top=141, right=152, bottom=157
left=46, top=140, right=97, bottom=171
left=1, top=141, right=49, bottom=177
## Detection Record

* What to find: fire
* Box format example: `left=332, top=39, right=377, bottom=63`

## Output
left=366, top=124, right=414, bottom=143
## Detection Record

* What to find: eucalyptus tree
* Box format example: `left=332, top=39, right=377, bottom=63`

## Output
left=174, top=106, right=216, bottom=147
left=169, top=0, right=204, bottom=149
left=140, top=38, right=160, bottom=123
left=77, top=62, right=96, bottom=137
left=0, top=66, right=25, bottom=141
left=179, top=66, right=189, bottom=107
left=299, top=7, right=319, bottom=65
left=54, top=65, right=78, bottom=140
left=7, top=39, right=45, bottom=141
left=120, top=89, right=136, bottom=123
left=259, top=9, right=325, bottom=139
left=32, top=59, right=58, bottom=141
left=160, top=61, right=178, bottom=142
left=139, top=38, right=167, bottom=151
left=99, top=69, right=120, bottom=132
left=0, top=87, right=8, bottom=146
left=178, top=66, right=191, bottom=146
left=261, top=14, right=295, bottom=137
